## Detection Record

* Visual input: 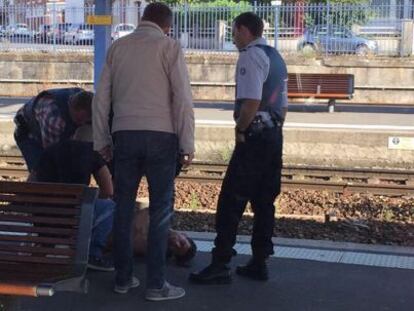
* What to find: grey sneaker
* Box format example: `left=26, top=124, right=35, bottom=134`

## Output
left=145, top=281, right=185, bottom=301
left=113, top=276, right=140, bottom=294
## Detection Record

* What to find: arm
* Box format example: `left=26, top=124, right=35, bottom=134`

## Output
left=280, top=77, right=289, bottom=124
left=93, top=165, right=113, bottom=199
left=281, top=107, right=288, bottom=124
left=27, top=171, right=37, bottom=182
left=236, top=99, right=261, bottom=132
left=168, top=41, right=195, bottom=166
left=93, top=46, right=114, bottom=161
left=234, top=49, right=268, bottom=142
left=235, top=99, right=260, bottom=143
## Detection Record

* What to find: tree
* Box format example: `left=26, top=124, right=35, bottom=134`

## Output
left=291, top=0, right=370, bottom=29
left=169, top=0, right=251, bottom=34
left=305, top=0, right=369, bottom=4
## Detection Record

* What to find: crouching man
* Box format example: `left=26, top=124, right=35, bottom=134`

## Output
left=30, top=125, right=115, bottom=271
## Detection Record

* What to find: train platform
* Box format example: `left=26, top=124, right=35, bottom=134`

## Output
left=1, top=97, right=414, bottom=127
left=7, top=233, right=414, bottom=311
left=1, top=98, right=414, bottom=168
left=2, top=99, right=414, bottom=310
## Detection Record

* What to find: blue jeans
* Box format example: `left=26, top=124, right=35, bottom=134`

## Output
left=14, top=133, right=43, bottom=172
left=89, top=199, right=115, bottom=259
left=113, top=131, right=178, bottom=289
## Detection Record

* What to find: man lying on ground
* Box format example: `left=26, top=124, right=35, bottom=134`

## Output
left=130, top=202, right=197, bottom=266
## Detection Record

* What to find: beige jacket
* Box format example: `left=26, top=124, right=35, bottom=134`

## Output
left=93, top=21, right=195, bottom=154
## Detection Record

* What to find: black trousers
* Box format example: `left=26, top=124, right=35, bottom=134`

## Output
left=212, top=126, right=283, bottom=263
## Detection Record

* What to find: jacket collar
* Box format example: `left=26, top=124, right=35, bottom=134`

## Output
left=246, top=37, right=267, bottom=48
left=136, top=21, right=165, bottom=36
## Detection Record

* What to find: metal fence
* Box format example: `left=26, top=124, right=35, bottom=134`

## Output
left=0, top=2, right=413, bottom=56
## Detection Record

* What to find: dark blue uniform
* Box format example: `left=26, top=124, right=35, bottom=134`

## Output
left=212, top=38, right=288, bottom=262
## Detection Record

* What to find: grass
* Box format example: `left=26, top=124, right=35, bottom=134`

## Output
left=187, top=191, right=201, bottom=210
left=218, top=145, right=233, bottom=163
left=382, top=208, right=395, bottom=222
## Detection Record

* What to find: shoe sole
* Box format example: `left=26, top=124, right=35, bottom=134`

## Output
left=236, top=269, right=268, bottom=281
left=87, top=264, right=115, bottom=272
left=114, top=280, right=140, bottom=294
left=145, top=291, right=186, bottom=301
left=189, top=275, right=232, bottom=285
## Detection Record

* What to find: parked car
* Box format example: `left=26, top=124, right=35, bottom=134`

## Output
left=298, top=25, right=378, bottom=55
left=112, top=23, right=135, bottom=41
left=64, top=24, right=94, bottom=45
left=47, top=23, right=72, bottom=44
left=359, top=19, right=402, bottom=37
left=7, top=23, right=32, bottom=39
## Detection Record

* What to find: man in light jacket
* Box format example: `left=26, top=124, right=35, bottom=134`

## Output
left=92, top=2, right=194, bottom=301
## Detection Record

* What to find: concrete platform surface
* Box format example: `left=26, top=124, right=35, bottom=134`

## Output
left=1, top=98, right=414, bottom=126
left=7, top=235, right=414, bottom=311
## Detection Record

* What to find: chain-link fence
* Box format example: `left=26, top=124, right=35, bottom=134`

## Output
left=0, top=2, right=413, bottom=56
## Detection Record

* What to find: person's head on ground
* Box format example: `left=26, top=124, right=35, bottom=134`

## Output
left=169, top=232, right=197, bottom=266
left=69, top=90, right=93, bottom=127
left=232, top=12, right=264, bottom=50
left=142, top=2, right=173, bottom=34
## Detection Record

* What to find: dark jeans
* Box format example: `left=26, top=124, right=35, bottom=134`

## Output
left=14, top=133, right=43, bottom=172
left=113, top=130, right=178, bottom=289
left=212, top=127, right=283, bottom=263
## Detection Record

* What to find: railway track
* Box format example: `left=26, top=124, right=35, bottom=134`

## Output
left=1, top=154, right=414, bottom=196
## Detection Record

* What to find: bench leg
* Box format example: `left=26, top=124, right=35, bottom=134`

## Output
left=328, top=99, right=336, bottom=113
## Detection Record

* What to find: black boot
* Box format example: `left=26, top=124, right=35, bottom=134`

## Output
left=236, top=258, right=268, bottom=281
left=189, top=262, right=232, bottom=284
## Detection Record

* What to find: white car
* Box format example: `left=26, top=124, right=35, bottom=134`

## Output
left=7, top=23, right=32, bottom=38
left=65, top=24, right=94, bottom=45
left=112, top=23, right=135, bottom=41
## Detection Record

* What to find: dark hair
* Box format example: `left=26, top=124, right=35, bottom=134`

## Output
left=142, top=2, right=173, bottom=29
left=174, top=237, right=197, bottom=266
left=233, top=12, right=264, bottom=37
left=70, top=90, right=93, bottom=116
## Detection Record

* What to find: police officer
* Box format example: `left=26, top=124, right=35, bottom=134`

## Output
left=190, top=12, right=288, bottom=284
left=14, top=88, right=93, bottom=171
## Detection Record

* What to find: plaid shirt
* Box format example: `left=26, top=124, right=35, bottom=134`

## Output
left=34, top=97, right=67, bottom=148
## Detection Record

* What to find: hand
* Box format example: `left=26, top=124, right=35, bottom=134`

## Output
left=180, top=153, right=194, bottom=168
left=98, top=145, right=113, bottom=162
left=235, top=130, right=246, bottom=143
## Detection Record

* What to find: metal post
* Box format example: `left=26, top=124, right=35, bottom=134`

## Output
left=184, top=2, right=188, bottom=35
left=403, top=0, right=410, bottom=19
left=52, top=2, right=56, bottom=52
left=94, top=0, right=112, bottom=90
left=274, top=4, right=279, bottom=49
left=326, top=1, right=330, bottom=57
left=182, top=2, right=188, bottom=49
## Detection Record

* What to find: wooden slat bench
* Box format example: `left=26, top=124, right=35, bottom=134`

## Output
left=0, top=181, right=97, bottom=297
left=288, top=73, right=355, bottom=112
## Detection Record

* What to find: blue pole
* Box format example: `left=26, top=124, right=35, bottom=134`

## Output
left=94, top=0, right=112, bottom=90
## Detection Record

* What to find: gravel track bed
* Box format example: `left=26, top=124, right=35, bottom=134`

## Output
left=138, top=181, right=414, bottom=246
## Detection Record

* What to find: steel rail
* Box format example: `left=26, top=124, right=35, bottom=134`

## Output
left=1, top=155, right=413, bottom=195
